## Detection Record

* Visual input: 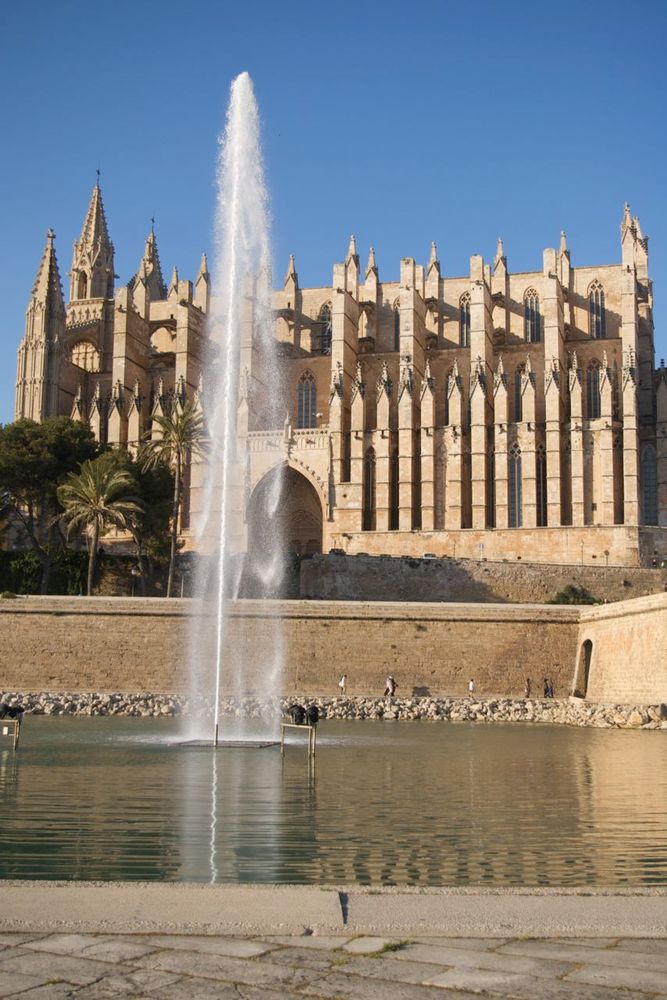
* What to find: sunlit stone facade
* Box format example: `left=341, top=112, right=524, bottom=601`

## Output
left=15, top=184, right=667, bottom=566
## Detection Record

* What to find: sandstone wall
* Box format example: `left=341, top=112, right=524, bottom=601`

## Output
left=0, top=594, right=664, bottom=705
left=300, top=553, right=667, bottom=605
left=577, top=594, right=667, bottom=704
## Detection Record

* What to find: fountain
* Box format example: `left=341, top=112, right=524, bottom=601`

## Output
left=187, top=72, right=285, bottom=745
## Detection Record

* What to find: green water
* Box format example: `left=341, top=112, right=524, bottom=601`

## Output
left=1, top=717, right=665, bottom=886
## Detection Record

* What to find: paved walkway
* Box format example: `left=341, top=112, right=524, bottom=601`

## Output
left=3, top=931, right=667, bottom=999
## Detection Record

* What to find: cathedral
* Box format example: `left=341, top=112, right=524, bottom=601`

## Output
left=15, top=182, right=667, bottom=567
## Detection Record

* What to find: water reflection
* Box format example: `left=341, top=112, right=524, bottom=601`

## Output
left=1, top=718, right=666, bottom=886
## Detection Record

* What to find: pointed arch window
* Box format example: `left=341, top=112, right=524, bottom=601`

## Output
left=77, top=273, right=88, bottom=299
left=296, top=371, right=317, bottom=428
left=459, top=293, right=471, bottom=348
left=514, top=366, right=524, bottom=422
left=536, top=444, right=547, bottom=526
left=524, top=289, right=540, bottom=343
left=508, top=443, right=523, bottom=528
left=586, top=361, right=601, bottom=419
left=393, top=301, right=400, bottom=351
left=589, top=281, right=606, bottom=339
left=363, top=447, right=376, bottom=531
left=642, top=443, right=658, bottom=525
left=318, top=303, right=332, bottom=355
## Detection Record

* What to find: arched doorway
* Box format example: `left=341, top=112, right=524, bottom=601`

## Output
left=573, top=639, right=593, bottom=698
left=243, top=464, right=324, bottom=597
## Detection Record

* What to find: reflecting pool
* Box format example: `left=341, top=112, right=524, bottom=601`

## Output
left=1, top=718, right=665, bottom=886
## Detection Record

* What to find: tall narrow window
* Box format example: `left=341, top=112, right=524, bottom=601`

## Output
left=536, top=444, right=547, bottom=526
left=393, top=301, right=400, bottom=351
left=514, top=366, right=524, bottom=422
left=642, top=443, right=658, bottom=525
left=362, top=447, right=376, bottom=531
left=296, top=371, right=317, bottom=428
left=486, top=447, right=496, bottom=528
left=318, top=303, right=332, bottom=355
left=77, top=273, right=88, bottom=299
left=508, top=443, right=523, bottom=528
left=459, top=293, right=471, bottom=348
left=524, top=289, right=540, bottom=343
left=589, top=281, right=606, bottom=339
left=390, top=450, right=399, bottom=529
left=586, top=361, right=601, bottom=419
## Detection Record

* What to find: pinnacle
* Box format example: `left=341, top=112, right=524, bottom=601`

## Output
left=136, top=227, right=167, bottom=300
left=31, top=228, right=65, bottom=309
left=197, top=252, right=209, bottom=278
left=366, top=246, right=377, bottom=276
left=347, top=234, right=357, bottom=261
left=78, top=181, right=111, bottom=251
left=560, top=230, right=568, bottom=253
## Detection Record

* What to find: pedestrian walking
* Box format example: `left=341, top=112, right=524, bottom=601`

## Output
left=338, top=674, right=347, bottom=695
left=524, top=677, right=531, bottom=698
left=548, top=679, right=555, bottom=699
left=468, top=678, right=475, bottom=697
left=384, top=675, right=397, bottom=697
left=543, top=678, right=550, bottom=699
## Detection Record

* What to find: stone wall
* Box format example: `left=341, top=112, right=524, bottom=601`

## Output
left=0, top=593, right=664, bottom=704
left=300, top=553, right=667, bottom=605
left=578, top=594, right=667, bottom=704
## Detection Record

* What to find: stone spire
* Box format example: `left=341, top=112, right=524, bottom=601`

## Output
left=69, top=179, right=115, bottom=301
left=559, top=230, right=568, bottom=253
left=284, top=253, right=298, bottom=290
left=194, top=253, right=210, bottom=312
left=365, top=246, right=377, bottom=278
left=32, top=229, right=65, bottom=315
left=427, top=241, right=439, bottom=276
left=132, top=228, right=167, bottom=301
left=346, top=234, right=358, bottom=264
left=168, top=265, right=179, bottom=298
left=493, top=236, right=506, bottom=270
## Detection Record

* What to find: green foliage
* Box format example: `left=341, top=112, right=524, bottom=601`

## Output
left=0, top=591, right=16, bottom=599
left=0, top=547, right=88, bottom=595
left=58, top=453, right=143, bottom=595
left=0, top=418, right=100, bottom=592
left=548, top=584, right=601, bottom=605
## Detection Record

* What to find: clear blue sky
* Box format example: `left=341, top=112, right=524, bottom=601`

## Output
left=1, top=0, right=665, bottom=423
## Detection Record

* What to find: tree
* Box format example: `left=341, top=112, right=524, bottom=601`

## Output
left=106, top=449, right=174, bottom=595
left=140, top=402, right=206, bottom=597
left=0, top=418, right=100, bottom=592
left=57, top=453, right=143, bottom=596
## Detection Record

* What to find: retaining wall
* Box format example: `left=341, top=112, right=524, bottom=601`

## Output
left=0, top=593, right=664, bottom=704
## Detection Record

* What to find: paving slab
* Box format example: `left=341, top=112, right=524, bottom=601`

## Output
left=499, top=938, right=667, bottom=971
left=345, top=887, right=667, bottom=937
left=396, top=941, right=573, bottom=978
left=0, top=881, right=342, bottom=936
left=0, top=971, right=49, bottom=998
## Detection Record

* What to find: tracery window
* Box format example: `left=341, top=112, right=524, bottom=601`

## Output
left=589, top=281, right=606, bottom=339
left=459, top=293, right=471, bottom=348
left=524, top=289, right=540, bottom=343
left=362, top=447, right=376, bottom=531
left=318, top=303, right=332, bottom=355
left=296, top=371, right=317, bottom=428
left=586, top=361, right=602, bottom=420
left=70, top=340, right=100, bottom=373
left=508, top=443, right=523, bottom=528
left=536, top=444, right=547, bottom=527
left=77, top=273, right=88, bottom=299
left=393, top=301, right=400, bottom=351
left=642, top=443, right=658, bottom=525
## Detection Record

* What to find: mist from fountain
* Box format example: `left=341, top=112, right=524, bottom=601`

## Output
left=186, top=72, right=285, bottom=744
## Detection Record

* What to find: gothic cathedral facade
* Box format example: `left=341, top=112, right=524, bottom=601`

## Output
left=15, top=183, right=667, bottom=566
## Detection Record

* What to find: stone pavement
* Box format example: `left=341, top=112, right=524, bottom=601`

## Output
left=3, top=931, right=667, bottom=999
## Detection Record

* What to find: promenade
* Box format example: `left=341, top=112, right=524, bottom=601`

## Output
left=1, top=884, right=667, bottom=998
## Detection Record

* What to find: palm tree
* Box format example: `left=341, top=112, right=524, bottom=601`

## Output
left=141, top=401, right=206, bottom=597
left=57, top=455, right=143, bottom=596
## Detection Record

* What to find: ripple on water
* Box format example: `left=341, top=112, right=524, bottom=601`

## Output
left=0, top=717, right=666, bottom=886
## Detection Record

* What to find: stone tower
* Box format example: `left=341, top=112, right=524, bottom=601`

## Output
left=69, top=180, right=115, bottom=302
left=15, top=229, right=66, bottom=421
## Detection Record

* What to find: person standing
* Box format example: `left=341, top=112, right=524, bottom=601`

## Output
left=468, top=678, right=475, bottom=697
left=524, top=677, right=531, bottom=698
left=338, top=674, right=347, bottom=696
left=384, top=675, right=397, bottom=697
